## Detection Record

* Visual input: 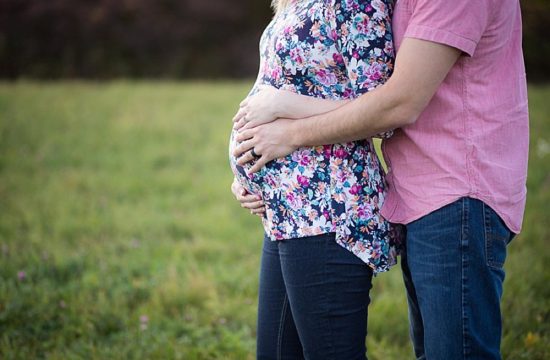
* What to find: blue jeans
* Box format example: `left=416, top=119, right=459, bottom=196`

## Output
left=256, top=233, right=374, bottom=360
left=401, top=197, right=514, bottom=359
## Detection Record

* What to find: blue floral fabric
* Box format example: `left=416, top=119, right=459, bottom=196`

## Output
left=229, top=0, right=400, bottom=273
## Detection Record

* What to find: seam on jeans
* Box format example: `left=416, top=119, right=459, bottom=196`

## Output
left=323, top=234, right=336, bottom=358
left=277, top=294, right=289, bottom=360
left=461, top=198, right=469, bottom=359
left=483, top=203, right=509, bottom=269
left=483, top=202, right=491, bottom=269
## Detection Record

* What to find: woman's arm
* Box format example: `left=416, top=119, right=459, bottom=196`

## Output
left=233, top=85, right=349, bottom=130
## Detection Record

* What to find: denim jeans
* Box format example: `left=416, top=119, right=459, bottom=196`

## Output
left=256, top=233, right=374, bottom=360
left=401, top=197, right=514, bottom=359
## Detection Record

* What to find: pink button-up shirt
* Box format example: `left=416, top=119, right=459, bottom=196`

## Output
left=381, top=0, right=529, bottom=233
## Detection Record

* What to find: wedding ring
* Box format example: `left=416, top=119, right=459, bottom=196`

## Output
left=251, top=148, right=260, bottom=158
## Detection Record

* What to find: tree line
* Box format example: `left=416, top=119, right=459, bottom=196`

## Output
left=1, top=0, right=549, bottom=81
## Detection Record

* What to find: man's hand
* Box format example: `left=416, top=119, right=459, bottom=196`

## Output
left=232, top=119, right=298, bottom=174
left=231, top=178, right=265, bottom=216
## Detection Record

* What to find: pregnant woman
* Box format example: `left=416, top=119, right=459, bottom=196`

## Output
left=228, top=0, right=399, bottom=358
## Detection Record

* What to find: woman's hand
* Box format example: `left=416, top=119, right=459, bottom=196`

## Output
left=231, top=178, right=266, bottom=216
left=233, top=85, right=282, bottom=131
left=233, top=85, right=351, bottom=132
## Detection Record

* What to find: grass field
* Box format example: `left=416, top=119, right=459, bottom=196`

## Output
left=0, top=81, right=548, bottom=359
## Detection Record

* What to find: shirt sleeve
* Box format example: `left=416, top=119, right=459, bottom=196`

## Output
left=405, top=0, right=491, bottom=57
left=333, top=0, right=395, bottom=138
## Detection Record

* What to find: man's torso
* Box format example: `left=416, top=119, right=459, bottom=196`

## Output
left=381, top=0, right=529, bottom=233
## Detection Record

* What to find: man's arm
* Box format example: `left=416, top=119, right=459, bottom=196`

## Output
left=292, top=38, right=461, bottom=145
left=234, top=38, right=461, bottom=173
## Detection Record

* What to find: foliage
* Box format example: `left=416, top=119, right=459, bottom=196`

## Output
left=521, top=0, right=550, bottom=82
left=0, top=1, right=549, bottom=80
left=0, top=81, right=548, bottom=359
left=0, top=0, right=273, bottom=79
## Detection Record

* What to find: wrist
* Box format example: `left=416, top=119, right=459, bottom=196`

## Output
left=271, top=96, right=285, bottom=119
left=288, top=120, right=305, bottom=149
left=273, top=90, right=298, bottom=119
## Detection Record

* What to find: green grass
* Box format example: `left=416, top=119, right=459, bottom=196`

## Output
left=0, top=81, right=548, bottom=359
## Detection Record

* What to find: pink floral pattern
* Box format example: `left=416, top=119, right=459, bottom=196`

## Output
left=229, top=0, right=400, bottom=273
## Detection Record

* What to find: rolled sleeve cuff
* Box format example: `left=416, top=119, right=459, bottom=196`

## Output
left=404, top=24, right=478, bottom=57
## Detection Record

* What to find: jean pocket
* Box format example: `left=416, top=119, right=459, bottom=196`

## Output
left=483, top=203, right=512, bottom=270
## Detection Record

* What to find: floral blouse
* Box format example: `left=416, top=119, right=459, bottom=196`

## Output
left=229, top=0, right=400, bottom=273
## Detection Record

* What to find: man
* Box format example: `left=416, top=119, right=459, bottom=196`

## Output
left=232, top=0, right=529, bottom=358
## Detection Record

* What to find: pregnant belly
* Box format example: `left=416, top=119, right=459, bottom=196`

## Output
left=228, top=130, right=262, bottom=196
left=229, top=129, right=332, bottom=200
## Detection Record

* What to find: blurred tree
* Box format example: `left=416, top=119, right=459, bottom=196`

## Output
left=0, top=0, right=273, bottom=79
left=0, top=0, right=548, bottom=80
left=521, top=0, right=550, bottom=82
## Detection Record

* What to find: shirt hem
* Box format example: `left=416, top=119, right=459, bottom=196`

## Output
left=381, top=194, right=524, bottom=234
left=404, top=24, right=478, bottom=56
left=264, top=228, right=399, bottom=274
